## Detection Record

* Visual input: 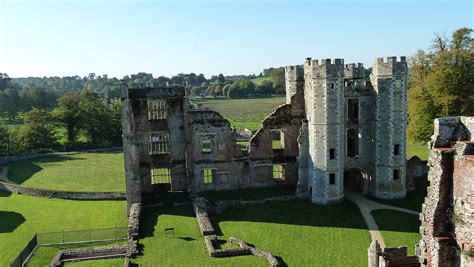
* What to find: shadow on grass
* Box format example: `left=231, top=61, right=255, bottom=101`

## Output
left=372, top=210, right=420, bottom=233
left=0, top=190, right=12, bottom=197
left=0, top=211, right=25, bottom=233
left=374, top=177, right=428, bottom=212
left=5, top=155, right=85, bottom=184
left=139, top=205, right=194, bottom=239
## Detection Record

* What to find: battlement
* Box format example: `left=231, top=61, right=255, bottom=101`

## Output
left=372, top=56, right=408, bottom=77
left=304, top=57, right=344, bottom=78
left=344, top=63, right=365, bottom=79
left=285, top=65, right=304, bottom=81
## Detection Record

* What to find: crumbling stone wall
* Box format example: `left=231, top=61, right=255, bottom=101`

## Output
left=419, top=116, right=474, bottom=267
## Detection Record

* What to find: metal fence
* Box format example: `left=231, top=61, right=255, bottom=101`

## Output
left=10, top=234, right=37, bottom=267
left=37, top=227, right=128, bottom=246
left=10, top=227, right=128, bottom=267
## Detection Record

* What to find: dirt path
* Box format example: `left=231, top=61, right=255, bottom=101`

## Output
left=345, top=191, right=419, bottom=248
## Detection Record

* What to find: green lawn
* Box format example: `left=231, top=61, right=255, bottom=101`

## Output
left=64, top=258, right=125, bottom=266
left=250, top=77, right=271, bottom=85
left=4, top=152, right=125, bottom=192
left=133, top=200, right=371, bottom=266
left=28, top=241, right=127, bottom=267
left=407, top=137, right=429, bottom=160
left=132, top=205, right=266, bottom=266
left=191, top=97, right=285, bottom=131
left=372, top=210, right=421, bottom=255
left=0, top=191, right=127, bottom=266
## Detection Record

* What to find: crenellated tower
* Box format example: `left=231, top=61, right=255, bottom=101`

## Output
left=304, top=58, right=345, bottom=204
left=370, top=56, right=408, bottom=199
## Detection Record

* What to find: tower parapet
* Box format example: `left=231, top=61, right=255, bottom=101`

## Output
left=372, top=56, right=407, bottom=77
left=285, top=65, right=304, bottom=105
left=344, top=63, right=365, bottom=80
left=304, top=58, right=345, bottom=78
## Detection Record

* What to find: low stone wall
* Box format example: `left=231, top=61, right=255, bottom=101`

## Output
left=49, top=245, right=129, bottom=266
left=0, top=146, right=122, bottom=165
left=0, top=181, right=125, bottom=200
left=127, top=203, right=141, bottom=254
left=192, top=197, right=215, bottom=236
left=230, top=237, right=280, bottom=267
left=212, top=195, right=297, bottom=213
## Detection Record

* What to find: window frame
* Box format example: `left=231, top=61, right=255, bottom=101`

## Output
left=272, top=164, right=284, bottom=180
left=148, top=131, right=170, bottom=155
left=147, top=99, right=167, bottom=120
left=202, top=168, right=215, bottom=184
left=201, top=134, right=214, bottom=153
left=151, top=168, right=171, bottom=184
left=329, top=173, right=336, bottom=185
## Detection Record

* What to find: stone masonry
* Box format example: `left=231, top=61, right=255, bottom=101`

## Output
left=121, top=56, right=408, bottom=208
left=418, top=116, right=474, bottom=267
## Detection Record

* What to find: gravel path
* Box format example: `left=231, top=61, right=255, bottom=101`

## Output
left=345, top=191, right=419, bottom=248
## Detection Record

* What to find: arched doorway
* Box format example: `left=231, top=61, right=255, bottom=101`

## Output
left=344, top=167, right=369, bottom=194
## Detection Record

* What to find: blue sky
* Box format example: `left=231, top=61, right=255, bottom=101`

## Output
left=0, top=0, right=472, bottom=78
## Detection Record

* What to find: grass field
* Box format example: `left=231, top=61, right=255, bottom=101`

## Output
left=191, top=97, right=285, bottom=131
left=133, top=200, right=371, bottom=266
left=132, top=205, right=266, bottom=266
left=407, top=138, right=429, bottom=160
left=64, top=258, right=125, bottom=266
left=28, top=241, right=127, bottom=266
left=0, top=191, right=127, bottom=266
left=372, top=210, right=421, bottom=255
left=4, top=152, right=125, bottom=192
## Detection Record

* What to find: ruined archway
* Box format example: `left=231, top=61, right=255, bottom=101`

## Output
left=344, top=167, right=369, bottom=194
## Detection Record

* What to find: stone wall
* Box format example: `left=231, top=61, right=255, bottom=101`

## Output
left=49, top=245, right=129, bottom=266
left=418, top=116, right=474, bottom=266
left=0, top=181, right=125, bottom=200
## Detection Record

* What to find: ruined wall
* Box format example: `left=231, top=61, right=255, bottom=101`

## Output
left=188, top=109, right=247, bottom=191
left=419, top=117, right=474, bottom=267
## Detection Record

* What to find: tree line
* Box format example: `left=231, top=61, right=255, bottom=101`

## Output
left=408, top=27, right=473, bottom=142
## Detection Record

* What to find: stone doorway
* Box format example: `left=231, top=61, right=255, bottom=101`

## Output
left=344, top=167, right=369, bottom=194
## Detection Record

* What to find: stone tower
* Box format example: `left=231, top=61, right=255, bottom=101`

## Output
left=371, top=57, right=408, bottom=199
left=304, top=58, right=345, bottom=204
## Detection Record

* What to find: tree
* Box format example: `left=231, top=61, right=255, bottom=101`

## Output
left=191, top=86, right=201, bottom=96
left=15, top=108, right=57, bottom=152
left=0, top=123, right=9, bottom=156
left=0, top=73, right=11, bottom=91
left=256, top=80, right=274, bottom=95
left=0, top=88, right=21, bottom=119
left=238, top=80, right=256, bottom=96
left=408, top=27, right=473, bottom=142
left=217, top=73, right=225, bottom=84
left=54, top=92, right=83, bottom=143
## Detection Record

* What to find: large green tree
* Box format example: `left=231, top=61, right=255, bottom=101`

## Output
left=0, top=123, right=9, bottom=156
left=0, top=88, right=21, bottom=119
left=408, top=28, right=473, bottom=142
left=15, top=108, right=57, bottom=152
left=54, top=92, right=83, bottom=143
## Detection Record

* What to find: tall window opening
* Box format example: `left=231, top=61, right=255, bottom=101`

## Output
left=271, top=130, right=284, bottom=149
left=147, top=99, right=167, bottom=120
left=329, top=173, right=336, bottom=185
left=348, top=99, right=359, bottom=120
left=151, top=168, right=171, bottom=184
left=329, top=149, right=336, bottom=160
left=148, top=132, right=170, bottom=155
left=273, top=164, right=284, bottom=180
left=202, top=168, right=215, bottom=184
left=347, top=129, right=359, bottom=157
left=201, top=134, right=214, bottom=153
left=393, top=144, right=400, bottom=155
left=393, top=169, right=400, bottom=180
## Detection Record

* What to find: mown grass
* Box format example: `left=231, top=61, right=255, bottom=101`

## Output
left=133, top=200, right=371, bottom=266
left=28, top=241, right=127, bottom=266
left=4, top=152, right=125, bottom=192
left=64, top=258, right=125, bottom=266
left=407, top=137, right=429, bottom=160
left=191, top=97, right=285, bottom=131
left=0, top=191, right=127, bottom=266
left=132, top=205, right=266, bottom=266
left=372, top=210, right=421, bottom=255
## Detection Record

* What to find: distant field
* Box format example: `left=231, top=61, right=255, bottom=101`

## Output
left=4, top=152, right=125, bottom=192
left=250, top=77, right=271, bottom=85
left=0, top=192, right=127, bottom=266
left=191, top=97, right=285, bottom=131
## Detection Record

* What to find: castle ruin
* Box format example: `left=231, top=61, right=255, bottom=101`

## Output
left=121, top=56, right=408, bottom=208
